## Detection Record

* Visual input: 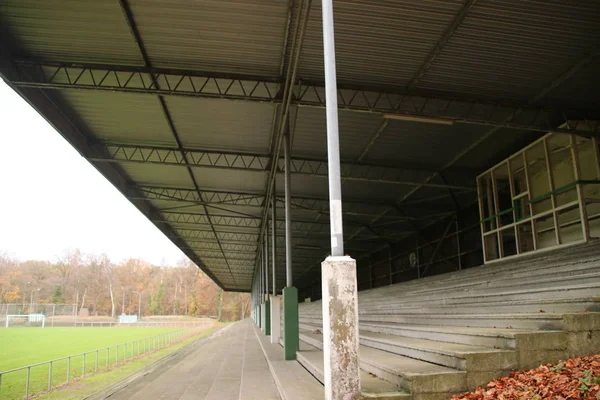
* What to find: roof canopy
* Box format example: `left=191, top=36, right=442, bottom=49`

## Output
left=1, top=0, right=598, bottom=291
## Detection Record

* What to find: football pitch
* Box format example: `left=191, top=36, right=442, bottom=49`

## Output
left=0, top=327, right=180, bottom=399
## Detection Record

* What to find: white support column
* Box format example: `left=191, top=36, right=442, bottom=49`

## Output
left=270, top=295, right=281, bottom=344
left=322, top=256, right=361, bottom=400
left=320, top=0, right=361, bottom=398
left=261, top=301, right=266, bottom=333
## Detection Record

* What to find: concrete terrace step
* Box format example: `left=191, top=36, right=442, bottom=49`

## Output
left=355, top=244, right=600, bottom=301
left=302, top=296, right=600, bottom=318
left=296, top=350, right=412, bottom=400
left=356, top=273, right=600, bottom=307
left=299, top=329, right=517, bottom=373
left=300, top=312, right=597, bottom=330
left=297, top=344, right=468, bottom=399
left=253, top=323, right=324, bottom=400
left=354, top=246, right=600, bottom=301
left=359, top=256, right=600, bottom=303
left=359, top=263, right=600, bottom=305
left=356, top=297, right=600, bottom=315
left=356, top=312, right=600, bottom=331
left=299, top=321, right=567, bottom=351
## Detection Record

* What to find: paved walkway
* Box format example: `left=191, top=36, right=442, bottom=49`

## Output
left=107, top=319, right=280, bottom=400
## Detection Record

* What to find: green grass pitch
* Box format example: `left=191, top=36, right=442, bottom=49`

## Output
left=0, top=327, right=179, bottom=400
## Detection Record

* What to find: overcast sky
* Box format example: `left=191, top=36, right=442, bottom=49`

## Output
left=0, top=80, right=187, bottom=265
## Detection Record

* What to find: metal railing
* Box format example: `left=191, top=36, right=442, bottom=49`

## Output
left=0, top=327, right=206, bottom=400
left=71, top=320, right=211, bottom=328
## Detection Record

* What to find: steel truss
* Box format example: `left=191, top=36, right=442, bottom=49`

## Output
left=10, top=61, right=598, bottom=135
left=157, top=212, right=443, bottom=228
left=92, top=143, right=473, bottom=190
left=133, top=186, right=458, bottom=217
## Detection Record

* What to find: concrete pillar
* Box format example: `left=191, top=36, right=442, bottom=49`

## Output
left=260, top=302, right=266, bottom=333
left=283, top=287, right=299, bottom=360
left=258, top=304, right=262, bottom=329
left=270, top=295, right=281, bottom=344
left=321, top=256, right=361, bottom=400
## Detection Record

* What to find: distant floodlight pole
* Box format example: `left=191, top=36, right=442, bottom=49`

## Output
left=30, top=288, right=40, bottom=312
left=321, top=0, right=361, bottom=399
left=132, top=291, right=142, bottom=320
left=322, top=0, right=344, bottom=257
left=121, top=287, right=125, bottom=315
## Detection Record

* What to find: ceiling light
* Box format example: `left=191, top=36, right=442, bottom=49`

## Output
left=382, top=113, right=455, bottom=125
left=295, top=245, right=322, bottom=250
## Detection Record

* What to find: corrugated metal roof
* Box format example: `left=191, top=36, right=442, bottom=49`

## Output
left=191, top=168, right=266, bottom=193
left=60, top=91, right=177, bottom=146
left=417, top=0, right=600, bottom=100
left=119, top=163, right=193, bottom=188
left=129, top=0, right=289, bottom=76
left=297, top=0, right=465, bottom=85
left=292, top=107, right=383, bottom=159
left=363, top=120, right=487, bottom=168
left=0, top=0, right=142, bottom=65
left=166, top=96, right=275, bottom=153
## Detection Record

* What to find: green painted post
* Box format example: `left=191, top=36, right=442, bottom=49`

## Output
left=265, top=299, right=271, bottom=336
left=283, top=287, right=299, bottom=360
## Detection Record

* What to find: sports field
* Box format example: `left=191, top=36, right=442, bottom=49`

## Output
left=0, top=327, right=180, bottom=399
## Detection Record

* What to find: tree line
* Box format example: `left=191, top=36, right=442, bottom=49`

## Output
left=0, top=250, right=249, bottom=322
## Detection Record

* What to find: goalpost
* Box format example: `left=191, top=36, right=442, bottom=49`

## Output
left=5, top=314, right=46, bottom=328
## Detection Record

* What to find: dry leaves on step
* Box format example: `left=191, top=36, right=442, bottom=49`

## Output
left=450, top=354, right=600, bottom=400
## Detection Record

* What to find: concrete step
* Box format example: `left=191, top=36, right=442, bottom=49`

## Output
left=359, top=256, right=600, bottom=304
left=358, top=323, right=566, bottom=352
left=253, top=323, right=324, bottom=400
left=299, top=321, right=567, bottom=351
left=359, top=243, right=600, bottom=297
left=356, top=297, right=600, bottom=315
left=357, top=273, right=600, bottom=307
left=296, top=343, right=467, bottom=399
left=300, top=328, right=517, bottom=373
left=359, top=331, right=517, bottom=372
left=301, top=296, right=600, bottom=318
left=296, top=350, right=412, bottom=400
left=356, top=312, right=600, bottom=331
left=301, top=293, right=600, bottom=320
left=359, top=264, right=600, bottom=306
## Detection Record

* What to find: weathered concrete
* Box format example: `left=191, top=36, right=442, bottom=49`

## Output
left=296, top=349, right=410, bottom=399
left=283, top=287, right=299, bottom=360
left=321, top=255, right=361, bottom=400
left=271, top=295, right=281, bottom=344
left=253, top=322, right=323, bottom=400
left=105, top=320, right=279, bottom=400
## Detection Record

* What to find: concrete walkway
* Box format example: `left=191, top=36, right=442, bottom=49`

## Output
left=107, top=319, right=280, bottom=400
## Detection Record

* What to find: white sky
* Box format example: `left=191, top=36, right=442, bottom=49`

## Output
left=0, top=80, right=187, bottom=265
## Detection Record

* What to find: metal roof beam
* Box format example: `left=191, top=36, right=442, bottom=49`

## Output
left=133, top=186, right=456, bottom=214
left=91, top=143, right=475, bottom=190
left=9, top=60, right=598, bottom=135
left=117, top=0, right=237, bottom=286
